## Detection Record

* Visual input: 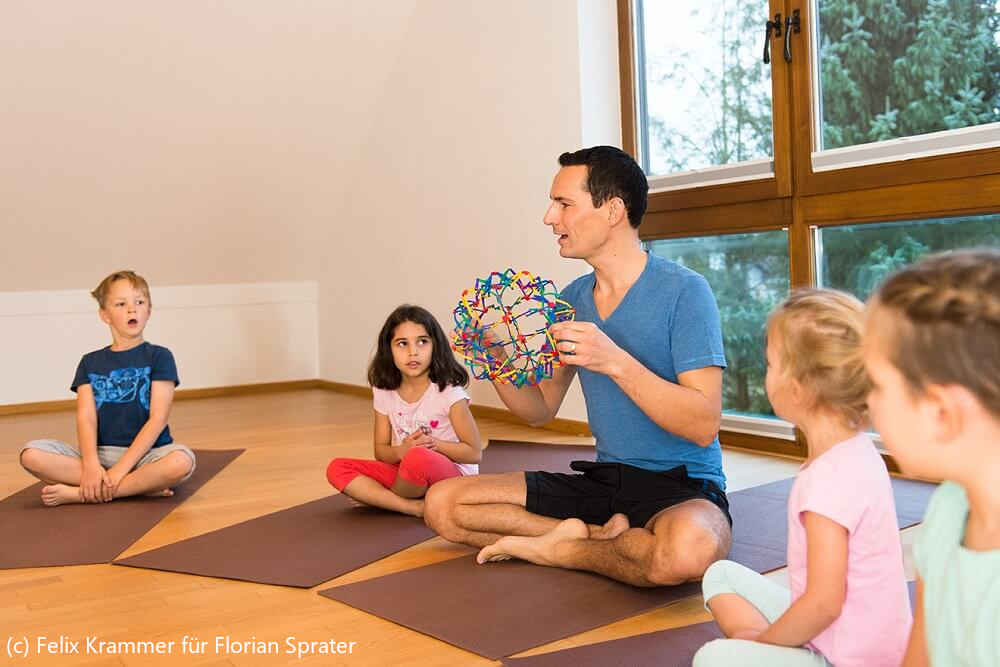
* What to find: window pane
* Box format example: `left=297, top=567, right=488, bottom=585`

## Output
left=816, top=0, right=1000, bottom=151
left=648, top=231, right=789, bottom=418
left=637, top=0, right=774, bottom=177
left=817, top=213, right=1000, bottom=299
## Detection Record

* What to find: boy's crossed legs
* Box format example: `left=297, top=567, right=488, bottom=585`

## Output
left=19, top=439, right=196, bottom=506
left=424, top=468, right=732, bottom=587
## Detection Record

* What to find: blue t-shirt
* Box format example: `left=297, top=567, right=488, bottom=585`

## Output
left=560, top=253, right=727, bottom=489
left=71, top=342, right=179, bottom=448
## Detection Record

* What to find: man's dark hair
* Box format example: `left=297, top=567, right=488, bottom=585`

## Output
left=368, top=304, right=469, bottom=391
left=558, top=146, right=648, bottom=229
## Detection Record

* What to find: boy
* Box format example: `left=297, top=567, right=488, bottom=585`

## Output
left=19, top=270, right=195, bottom=506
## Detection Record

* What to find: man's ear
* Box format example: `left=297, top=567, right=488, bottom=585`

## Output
left=607, top=197, right=627, bottom=226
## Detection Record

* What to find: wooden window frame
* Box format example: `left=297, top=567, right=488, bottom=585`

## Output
left=618, top=0, right=1000, bottom=464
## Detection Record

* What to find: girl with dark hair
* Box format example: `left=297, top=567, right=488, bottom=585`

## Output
left=326, top=305, right=481, bottom=517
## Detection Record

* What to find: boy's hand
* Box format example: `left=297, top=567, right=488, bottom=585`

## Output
left=80, top=461, right=109, bottom=503
left=103, top=464, right=129, bottom=501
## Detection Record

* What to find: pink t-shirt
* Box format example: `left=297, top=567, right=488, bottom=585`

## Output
left=787, top=433, right=912, bottom=667
left=372, top=383, right=476, bottom=475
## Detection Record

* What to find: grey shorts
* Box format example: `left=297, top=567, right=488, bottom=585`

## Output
left=20, top=439, right=197, bottom=484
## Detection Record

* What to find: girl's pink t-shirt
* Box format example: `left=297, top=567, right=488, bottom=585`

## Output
left=373, top=383, right=476, bottom=475
left=787, top=433, right=912, bottom=667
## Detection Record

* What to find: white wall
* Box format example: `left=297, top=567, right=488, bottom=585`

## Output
left=0, top=282, right=318, bottom=404
left=316, top=1, right=622, bottom=420
left=1, top=1, right=622, bottom=421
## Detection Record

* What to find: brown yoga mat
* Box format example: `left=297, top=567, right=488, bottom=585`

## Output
left=501, top=581, right=920, bottom=666
left=0, top=449, right=242, bottom=569
left=318, top=473, right=935, bottom=659
left=114, top=493, right=436, bottom=588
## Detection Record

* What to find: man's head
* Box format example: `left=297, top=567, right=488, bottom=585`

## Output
left=556, top=146, right=648, bottom=229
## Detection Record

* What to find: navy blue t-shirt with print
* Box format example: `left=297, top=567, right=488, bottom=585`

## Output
left=71, top=342, right=179, bottom=448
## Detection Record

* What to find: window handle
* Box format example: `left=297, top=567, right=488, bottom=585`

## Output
left=763, top=13, right=782, bottom=64
left=784, top=9, right=801, bottom=63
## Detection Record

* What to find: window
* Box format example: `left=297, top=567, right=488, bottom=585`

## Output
left=817, top=214, right=1000, bottom=299
left=812, top=0, right=1000, bottom=170
left=649, top=232, right=788, bottom=420
left=620, top=0, right=1000, bottom=460
left=635, top=0, right=775, bottom=187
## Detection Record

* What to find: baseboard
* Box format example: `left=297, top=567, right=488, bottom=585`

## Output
left=0, top=379, right=323, bottom=416
left=315, top=380, right=371, bottom=398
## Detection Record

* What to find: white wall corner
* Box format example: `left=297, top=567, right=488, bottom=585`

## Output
left=577, top=0, right=623, bottom=148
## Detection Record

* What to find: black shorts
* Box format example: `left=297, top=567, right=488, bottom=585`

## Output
left=525, top=461, right=731, bottom=529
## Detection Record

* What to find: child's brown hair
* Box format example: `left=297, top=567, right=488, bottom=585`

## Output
left=768, top=288, right=869, bottom=429
left=91, top=270, right=151, bottom=308
left=869, top=248, right=1000, bottom=418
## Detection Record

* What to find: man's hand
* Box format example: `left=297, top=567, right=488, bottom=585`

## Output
left=80, top=460, right=109, bottom=503
left=549, top=321, right=627, bottom=377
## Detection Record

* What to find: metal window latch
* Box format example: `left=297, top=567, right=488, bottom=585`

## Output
left=784, top=9, right=801, bottom=63
left=763, top=12, right=782, bottom=64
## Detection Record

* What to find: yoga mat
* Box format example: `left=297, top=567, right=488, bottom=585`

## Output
left=114, top=494, right=436, bottom=588
left=0, top=449, right=242, bottom=569
left=481, top=440, right=596, bottom=474
left=318, top=476, right=935, bottom=659
left=501, top=581, right=920, bottom=666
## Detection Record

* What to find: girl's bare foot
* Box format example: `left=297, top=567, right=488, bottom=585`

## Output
left=41, top=484, right=85, bottom=507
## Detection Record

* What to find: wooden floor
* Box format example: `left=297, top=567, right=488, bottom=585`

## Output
left=1, top=389, right=918, bottom=666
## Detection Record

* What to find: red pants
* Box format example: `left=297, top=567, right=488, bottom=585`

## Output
left=326, top=446, right=462, bottom=492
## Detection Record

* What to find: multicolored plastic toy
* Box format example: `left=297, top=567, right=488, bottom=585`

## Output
left=451, top=269, right=575, bottom=387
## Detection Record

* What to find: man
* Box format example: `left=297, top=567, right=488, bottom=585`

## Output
left=424, top=146, right=730, bottom=586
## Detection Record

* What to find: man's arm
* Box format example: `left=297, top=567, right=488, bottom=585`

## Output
left=490, top=363, right=577, bottom=427
left=550, top=321, right=722, bottom=446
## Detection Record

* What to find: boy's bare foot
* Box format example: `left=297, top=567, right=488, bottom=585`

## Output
left=142, top=489, right=174, bottom=497
left=41, top=484, right=85, bottom=507
left=590, top=513, right=630, bottom=540
left=477, top=518, right=589, bottom=566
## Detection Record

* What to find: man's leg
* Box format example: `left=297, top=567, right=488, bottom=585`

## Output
left=476, top=498, right=731, bottom=587
left=424, top=472, right=567, bottom=547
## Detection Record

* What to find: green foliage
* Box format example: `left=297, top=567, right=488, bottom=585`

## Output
left=819, top=0, right=1000, bottom=148
left=645, top=1, right=1000, bottom=417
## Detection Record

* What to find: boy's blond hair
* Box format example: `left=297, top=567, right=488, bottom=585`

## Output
left=91, top=270, right=151, bottom=308
left=870, top=248, right=1000, bottom=418
left=768, top=288, right=869, bottom=429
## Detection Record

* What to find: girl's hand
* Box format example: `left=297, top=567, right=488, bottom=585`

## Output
left=399, top=430, right=437, bottom=456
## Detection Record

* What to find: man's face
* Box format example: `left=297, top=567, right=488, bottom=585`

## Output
left=542, top=165, right=612, bottom=260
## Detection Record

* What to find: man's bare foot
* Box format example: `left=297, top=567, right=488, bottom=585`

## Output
left=41, top=484, right=85, bottom=507
left=590, top=513, right=630, bottom=540
left=142, top=489, right=175, bottom=498
left=477, top=518, right=589, bottom=566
